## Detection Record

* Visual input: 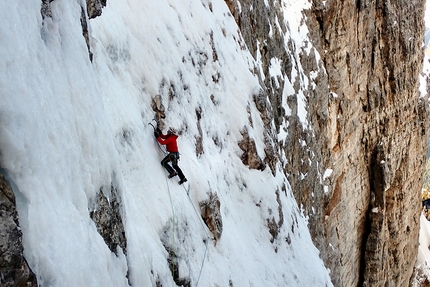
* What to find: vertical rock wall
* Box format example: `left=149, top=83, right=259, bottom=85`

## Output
left=309, top=1, right=428, bottom=286
left=225, top=0, right=429, bottom=286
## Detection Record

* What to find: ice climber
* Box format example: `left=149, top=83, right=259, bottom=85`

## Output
left=154, top=127, right=188, bottom=185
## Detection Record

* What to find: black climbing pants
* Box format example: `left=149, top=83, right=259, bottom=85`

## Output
left=161, top=152, right=185, bottom=180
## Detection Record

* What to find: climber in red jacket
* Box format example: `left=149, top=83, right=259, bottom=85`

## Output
left=154, top=127, right=187, bottom=185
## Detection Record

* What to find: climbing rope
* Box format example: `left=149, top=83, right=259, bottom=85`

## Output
left=165, top=174, right=176, bottom=280
left=183, top=184, right=211, bottom=238
left=182, top=184, right=213, bottom=287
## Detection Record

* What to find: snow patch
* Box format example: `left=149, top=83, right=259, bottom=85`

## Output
left=323, top=168, right=333, bottom=181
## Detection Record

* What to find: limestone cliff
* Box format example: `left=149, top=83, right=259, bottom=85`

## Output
left=225, top=0, right=429, bottom=286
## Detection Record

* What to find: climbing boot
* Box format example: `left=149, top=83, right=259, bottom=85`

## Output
left=168, top=171, right=178, bottom=178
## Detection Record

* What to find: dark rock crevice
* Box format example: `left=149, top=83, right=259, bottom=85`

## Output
left=359, top=144, right=386, bottom=286
left=80, top=6, right=93, bottom=62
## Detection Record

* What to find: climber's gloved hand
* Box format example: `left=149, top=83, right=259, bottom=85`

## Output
left=154, top=128, right=162, bottom=138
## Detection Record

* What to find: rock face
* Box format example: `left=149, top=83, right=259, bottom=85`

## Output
left=86, top=0, right=106, bottom=19
left=225, top=0, right=429, bottom=286
left=89, top=185, right=127, bottom=256
left=0, top=174, right=37, bottom=287
left=199, top=192, right=223, bottom=243
left=308, top=1, right=428, bottom=286
left=238, top=128, right=266, bottom=171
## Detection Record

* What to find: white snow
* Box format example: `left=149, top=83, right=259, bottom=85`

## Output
left=323, top=168, right=333, bottom=181
left=331, top=92, right=339, bottom=98
left=0, top=0, right=333, bottom=286
left=420, top=54, right=430, bottom=97
left=269, top=57, right=283, bottom=88
left=415, top=215, right=430, bottom=284
left=255, top=40, right=266, bottom=82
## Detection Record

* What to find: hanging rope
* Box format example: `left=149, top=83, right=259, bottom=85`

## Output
left=182, top=184, right=212, bottom=238
left=182, top=184, right=213, bottom=287
left=165, top=174, right=176, bottom=280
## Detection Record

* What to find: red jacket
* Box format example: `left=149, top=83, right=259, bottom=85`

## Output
left=157, top=134, right=179, bottom=152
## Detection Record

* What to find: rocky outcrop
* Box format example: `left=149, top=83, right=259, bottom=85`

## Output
left=40, top=0, right=53, bottom=19
left=238, top=128, right=266, bottom=171
left=89, top=185, right=127, bottom=256
left=86, top=0, right=106, bottom=19
left=0, top=174, right=37, bottom=287
left=225, top=0, right=429, bottom=286
left=151, top=95, right=167, bottom=129
left=199, top=192, right=223, bottom=243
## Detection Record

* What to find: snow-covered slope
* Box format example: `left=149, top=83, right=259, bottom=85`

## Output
left=0, top=0, right=332, bottom=286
